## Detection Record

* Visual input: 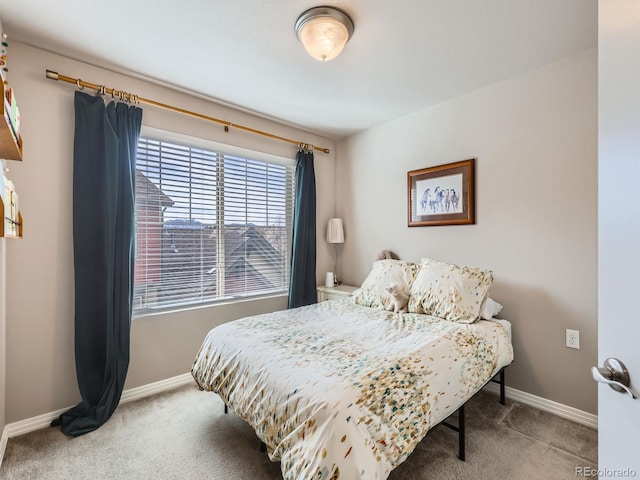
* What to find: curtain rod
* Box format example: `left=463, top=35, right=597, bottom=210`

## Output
left=44, top=69, right=330, bottom=154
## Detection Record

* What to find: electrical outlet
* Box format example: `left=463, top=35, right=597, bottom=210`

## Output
left=566, top=329, right=580, bottom=349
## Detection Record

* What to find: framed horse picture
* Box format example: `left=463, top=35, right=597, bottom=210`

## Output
left=407, top=158, right=475, bottom=227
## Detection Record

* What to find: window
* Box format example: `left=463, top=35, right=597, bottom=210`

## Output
left=133, top=134, right=295, bottom=315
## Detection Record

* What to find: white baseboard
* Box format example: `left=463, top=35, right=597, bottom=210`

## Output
left=4, top=372, right=194, bottom=440
left=484, top=382, right=598, bottom=429
left=120, top=372, right=194, bottom=405
left=0, top=373, right=597, bottom=470
left=0, top=425, right=8, bottom=468
left=0, top=373, right=194, bottom=470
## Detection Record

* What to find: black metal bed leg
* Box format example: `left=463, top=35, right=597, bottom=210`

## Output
left=489, top=367, right=507, bottom=405
left=441, top=404, right=466, bottom=461
left=458, top=404, right=465, bottom=461
left=439, top=367, right=506, bottom=462
left=224, top=404, right=228, bottom=414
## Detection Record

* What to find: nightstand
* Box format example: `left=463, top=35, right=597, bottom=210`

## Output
left=317, top=284, right=359, bottom=302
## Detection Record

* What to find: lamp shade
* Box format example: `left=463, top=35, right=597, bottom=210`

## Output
left=326, top=217, right=344, bottom=244
left=295, top=6, right=354, bottom=62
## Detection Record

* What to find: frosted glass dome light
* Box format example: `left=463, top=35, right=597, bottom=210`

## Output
left=295, top=6, right=354, bottom=62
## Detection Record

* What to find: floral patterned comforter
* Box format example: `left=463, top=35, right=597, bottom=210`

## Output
left=191, top=298, right=513, bottom=480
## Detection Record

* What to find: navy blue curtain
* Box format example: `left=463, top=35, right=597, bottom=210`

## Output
left=51, top=91, right=143, bottom=436
left=288, top=150, right=317, bottom=308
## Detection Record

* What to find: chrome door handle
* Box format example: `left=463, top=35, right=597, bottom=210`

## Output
left=592, top=358, right=636, bottom=399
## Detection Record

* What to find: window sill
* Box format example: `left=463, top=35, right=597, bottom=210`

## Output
left=133, top=291, right=288, bottom=319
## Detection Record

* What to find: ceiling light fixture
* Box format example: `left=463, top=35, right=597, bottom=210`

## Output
left=295, top=6, right=354, bottom=62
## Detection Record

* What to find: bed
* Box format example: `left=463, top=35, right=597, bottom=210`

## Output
left=192, top=258, right=513, bottom=480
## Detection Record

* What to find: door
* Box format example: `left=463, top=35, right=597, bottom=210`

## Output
left=598, top=0, right=640, bottom=474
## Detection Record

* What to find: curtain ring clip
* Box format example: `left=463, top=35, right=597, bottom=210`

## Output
left=76, top=78, right=84, bottom=90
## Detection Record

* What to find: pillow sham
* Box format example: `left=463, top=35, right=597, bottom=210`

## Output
left=408, top=258, right=494, bottom=323
left=481, top=297, right=503, bottom=320
left=353, top=259, right=419, bottom=310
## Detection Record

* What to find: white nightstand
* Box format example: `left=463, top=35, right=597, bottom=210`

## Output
left=317, top=284, right=359, bottom=302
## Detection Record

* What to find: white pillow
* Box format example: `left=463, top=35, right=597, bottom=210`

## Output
left=408, top=258, right=494, bottom=323
left=481, top=297, right=503, bottom=320
left=353, top=259, right=419, bottom=310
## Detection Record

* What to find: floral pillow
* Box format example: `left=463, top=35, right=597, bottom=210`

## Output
left=408, top=258, right=494, bottom=323
left=353, top=259, right=420, bottom=310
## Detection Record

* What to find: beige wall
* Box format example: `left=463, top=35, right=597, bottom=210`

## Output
left=4, top=41, right=336, bottom=423
left=1, top=235, right=5, bottom=433
left=336, top=49, right=598, bottom=414
left=2, top=40, right=597, bottom=423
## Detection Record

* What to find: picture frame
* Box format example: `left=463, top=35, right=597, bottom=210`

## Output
left=407, top=158, right=475, bottom=227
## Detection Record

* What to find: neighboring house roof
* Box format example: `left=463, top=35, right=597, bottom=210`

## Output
left=226, top=225, right=283, bottom=268
left=158, top=220, right=283, bottom=293
left=226, top=256, right=273, bottom=291
left=135, top=170, right=174, bottom=208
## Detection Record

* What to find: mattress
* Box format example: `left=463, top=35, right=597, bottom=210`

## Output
left=489, top=318, right=512, bottom=344
left=192, top=298, right=513, bottom=480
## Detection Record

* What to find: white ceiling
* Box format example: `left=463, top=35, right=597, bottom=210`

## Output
left=0, top=0, right=597, bottom=139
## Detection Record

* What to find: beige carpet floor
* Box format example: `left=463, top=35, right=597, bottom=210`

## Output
left=0, top=385, right=597, bottom=480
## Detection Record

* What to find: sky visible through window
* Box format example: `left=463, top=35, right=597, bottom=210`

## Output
left=136, top=138, right=289, bottom=228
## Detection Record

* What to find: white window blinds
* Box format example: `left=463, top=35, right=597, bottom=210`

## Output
left=133, top=137, right=295, bottom=315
